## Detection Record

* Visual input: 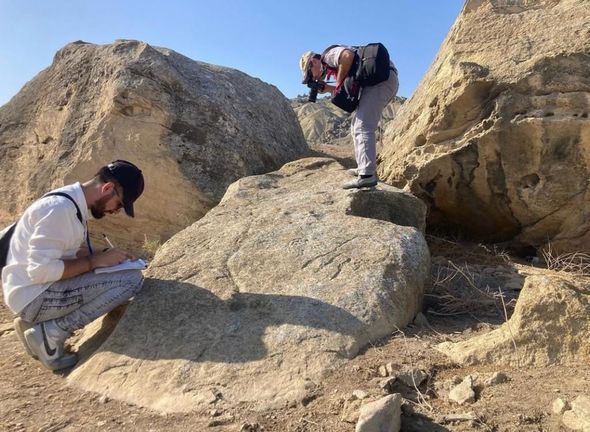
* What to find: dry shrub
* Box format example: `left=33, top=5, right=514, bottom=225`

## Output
left=542, top=243, right=590, bottom=278
left=426, top=235, right=517, bottom=319
left=142, top=234, right=161, bottom=261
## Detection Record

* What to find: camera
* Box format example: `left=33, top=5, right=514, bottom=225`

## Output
left=306, top=80, right=325, bottom=103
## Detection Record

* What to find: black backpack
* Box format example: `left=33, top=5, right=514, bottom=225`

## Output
left=322, top=43, right=391, bottom=87
left=0, top=192, right=84, bottom=271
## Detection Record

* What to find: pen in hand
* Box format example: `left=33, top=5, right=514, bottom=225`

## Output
left=103, top=234, right=115, bottom=249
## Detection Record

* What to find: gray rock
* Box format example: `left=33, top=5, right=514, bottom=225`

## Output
left=352, top=390, right=369, bottom=400
left=484, top=372, right=509, bottom=386
left=0, top=40, right=308, bottom=249
left=413, top=312, right=430, bottom=328
left=562, top=395, right=590, bottom=431
left=552, top=398, right=569, bottom=415
left=355, top=394, right=402, bottom=432
left=69, top=158, right=430, bottom=413
left=395, top=368, right=429, bottom=388
left=449, top=376, right=476, bottom=405
left=341, top=399, right=362, bottom=424
left=378, top=0, right=590, bottom=254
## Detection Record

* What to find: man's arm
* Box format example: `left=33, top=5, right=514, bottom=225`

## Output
left=335, top=49, right=355, bottom=91
left=61, top=248, right=135, bottom=280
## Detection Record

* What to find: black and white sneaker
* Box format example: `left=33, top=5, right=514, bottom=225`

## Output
left=342, top=174, right=378, bottom=189
left=24, top=322, right=78, bottom=370
left=13, top=317, right=37, bottom=359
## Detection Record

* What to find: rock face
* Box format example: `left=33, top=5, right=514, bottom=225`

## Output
left=378, top=0, right=590, bottom=253
left=437, top=275, right=590, bottom=366
left=68, top=158, right=430, bottom=413
left=293, top=97, right=404, bottom=147
left=0, top=40, right=308, bottom=248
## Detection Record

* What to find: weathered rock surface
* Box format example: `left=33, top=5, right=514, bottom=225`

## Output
left=68, top=158, right=430, bottom=412
left=0, top=39, right=308, bottom=248
left=437, top=275, right=590, bottom=366
left=562, top=395, right=590, bottom=431
left=378, top=0, right=590, bottom=253
left=448, top=376, right=476, bottom=405
left=355, top=394, right=402, bottom=432
left=292, top=97, right=404, bottom=147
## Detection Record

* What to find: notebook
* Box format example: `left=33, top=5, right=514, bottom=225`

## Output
left=94, top=258, right=148, bottom=274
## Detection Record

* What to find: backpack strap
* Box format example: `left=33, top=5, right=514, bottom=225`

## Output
left=43, top=192, right=93, bottom=255
left=44, top=192, right=83, bottom=224
left=320, top=45, right=360, bottom=82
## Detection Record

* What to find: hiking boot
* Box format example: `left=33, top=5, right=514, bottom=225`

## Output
left=347, top=168, right=359, bottom=176
left=13, top=317, right=37, bottom=359
left=24, top=322, right=78, bottom=371
left=343, top=175, right=378, bottom=189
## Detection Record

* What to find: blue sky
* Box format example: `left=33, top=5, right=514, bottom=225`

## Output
left=0, top=1, right=464, bottom=105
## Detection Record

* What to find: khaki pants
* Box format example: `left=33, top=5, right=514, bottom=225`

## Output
left=351, top=69, right=399, bottom=175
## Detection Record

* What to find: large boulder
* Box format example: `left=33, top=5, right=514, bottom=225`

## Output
left=378, top=0, right=590, bottom=253
left=0, top=40, right=308, bottom=248
left=68, top=158, right=430, bottom=413
left=437, top=275, right=590, bottom=366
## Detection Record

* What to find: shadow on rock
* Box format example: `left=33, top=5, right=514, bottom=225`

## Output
left=79, top=278, right=367, bottom=364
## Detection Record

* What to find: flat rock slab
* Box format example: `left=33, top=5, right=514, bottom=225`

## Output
left=69, top=158, right=430, bottom=413
left=438, top=275, right=590, bottom=366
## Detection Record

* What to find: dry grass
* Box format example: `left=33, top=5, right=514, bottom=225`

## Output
left=426, top=234, right=511, bottom=267
left=142, top=234, right=161, bottom=261
left=542, top=243, right=590, bottom=278
left=426, top=235, right=518, bottom=319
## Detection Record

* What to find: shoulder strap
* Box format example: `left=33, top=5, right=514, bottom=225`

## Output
left=43, top=191, right=93, bottom=255
left=44, top=192, right=83, bottom=224
left=321, top=44, right=341, bottom=59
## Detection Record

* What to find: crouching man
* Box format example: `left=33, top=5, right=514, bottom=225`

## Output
left=2, top=160, right=145, bottom=370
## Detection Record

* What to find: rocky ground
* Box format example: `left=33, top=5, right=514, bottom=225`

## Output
left=1, top=145, right=588, bottom=432
left=1, top=234, right=588, bottom=431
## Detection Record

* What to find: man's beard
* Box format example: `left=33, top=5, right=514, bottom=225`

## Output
left=90, top=192, right=115, bottom=219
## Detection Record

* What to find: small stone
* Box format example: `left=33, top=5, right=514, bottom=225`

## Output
left=207, top=414, right=234, bottom=427
left=379, top=377, right=396, bottom=394
left=209, top=409, right=222, bottom=417
left=449, top=376, right=476, bottom=405
left=352, top=389, right=369, bottom=400
left=413, top=312, right=430, bottom=328
left=341, top=399, right=362, bottom=424
left=355, top=394, right=402, bottom=432
left=450, top=375, right=463, bottom=385
left=96, top=421, right=107, bottom=427
left=377, top=365, right=389, bottom=377
left=385, top=363, right=396, bottom=376
left=484, top=372, right=508, bottom=386
left=396, top=368, right=428, bottom=388
left=552, top=398, right=569, bottom=414
left=98, top=395, right=110, bottom=404
left=561, top=395, right=590, bottom=431
left=239, top=422, right=262, bottom=432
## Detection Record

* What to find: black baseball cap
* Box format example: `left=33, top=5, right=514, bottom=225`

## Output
left=106, top=160, right=144, bottom=217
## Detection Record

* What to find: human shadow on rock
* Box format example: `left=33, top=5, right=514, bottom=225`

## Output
left=82, top=278, right=367, bottom=363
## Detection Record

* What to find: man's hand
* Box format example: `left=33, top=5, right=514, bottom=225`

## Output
left=90, top=248, right=136, bottom=269
left=61, top=248, right=135, bottom=280
left=76, top=246, right=90, bottom=258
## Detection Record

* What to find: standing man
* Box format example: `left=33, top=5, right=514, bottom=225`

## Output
left=2, top=160, right=145, bottom=370
left=299, top=44, right=399, bottom=189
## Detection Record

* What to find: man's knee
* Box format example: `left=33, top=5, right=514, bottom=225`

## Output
left=125, top=269, right=144, bottom=293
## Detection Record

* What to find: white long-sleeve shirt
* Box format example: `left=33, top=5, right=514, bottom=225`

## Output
left=2, top=183, right=89, bottom=314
